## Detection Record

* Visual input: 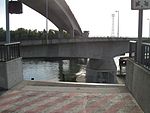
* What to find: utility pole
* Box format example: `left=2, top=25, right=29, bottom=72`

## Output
left=115, top=10, right=119, bottom=37
left=111, top=14, right=115, bottom=37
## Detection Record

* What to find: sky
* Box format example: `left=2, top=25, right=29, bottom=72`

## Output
left=1, top=0, right=150, bottom=37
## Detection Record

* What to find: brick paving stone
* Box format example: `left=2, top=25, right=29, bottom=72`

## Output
left=0, top=82, right=144, bottom=113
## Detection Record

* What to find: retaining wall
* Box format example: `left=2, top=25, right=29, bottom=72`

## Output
left=126, top=59, right=150, bottom=113
left=0, top=58, right=23, bottom=89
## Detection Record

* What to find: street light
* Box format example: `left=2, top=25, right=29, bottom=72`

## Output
left=115, top=10, right=119, bottom=37
left=147, top=18, right=150, bottom=38
left=6, top=0, right=10, bottom=43
left=111, top=14, right=115, bottom=37
left=46, top=0, right=48, bottom=42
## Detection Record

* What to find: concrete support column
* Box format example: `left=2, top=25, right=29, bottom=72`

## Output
left=86, top=58, right=117, bottom=83
left=58, top=29, right=64, bottom=38
left=58, top=60, right=65, bottom=81
left=70, top=29, right=74, bottom=38
left=69, top=59, right=78, bottom=73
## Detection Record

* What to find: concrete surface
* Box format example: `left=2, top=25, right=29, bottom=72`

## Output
left=0, top=81, right=143, bottom=113
left=126, top=59, right=150, bottom=113
left=0, top=58, right=23, bottom=89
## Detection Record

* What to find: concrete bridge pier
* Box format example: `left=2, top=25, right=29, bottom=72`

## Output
left=58, top=60, right=65, bottom=81
left=70, top=29, right=74, bottom=38
left=58, top=29, right=64, bottom=38
left=86, top=58, right=117, bottom=83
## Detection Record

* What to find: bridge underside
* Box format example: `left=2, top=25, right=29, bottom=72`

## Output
left=19, top=0, right=82, bottom=36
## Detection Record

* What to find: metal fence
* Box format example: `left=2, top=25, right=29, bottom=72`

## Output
left=141, top=43, right=150, bottom=69
left=129, top=41, right=150, bottom=69
left=0, top=42, right=20, bottom=62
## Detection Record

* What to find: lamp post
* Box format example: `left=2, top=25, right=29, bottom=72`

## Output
left=46, top=0, right=48, bottom=42
left=147, top=18, right=150, bottom=38
left=111, top=14, right=115, bottom=37
left=115, top=10, right=119, bottom=37
left=6, top=0, right=10, bottom=43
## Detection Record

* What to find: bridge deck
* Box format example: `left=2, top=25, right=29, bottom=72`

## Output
left=0, top=81, right=143, bottom=113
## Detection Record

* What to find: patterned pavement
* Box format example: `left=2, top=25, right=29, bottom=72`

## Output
left=0, top=82, right=144, bottom=113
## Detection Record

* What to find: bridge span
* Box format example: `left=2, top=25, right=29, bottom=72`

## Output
left=20, top=37, right=137, bottom=83
left=20, top=38, right=137, bottom=59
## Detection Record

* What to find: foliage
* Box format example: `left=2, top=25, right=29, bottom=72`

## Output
left=0, top=28, right=69, bottom=41
left=0, top=28, right=6, bottom=41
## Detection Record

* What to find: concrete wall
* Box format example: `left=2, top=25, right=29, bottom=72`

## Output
left=0, top=58, right=23, bottom=89
left=126, top=59, right=150, bottom=113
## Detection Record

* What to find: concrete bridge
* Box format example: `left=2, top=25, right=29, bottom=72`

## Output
left=20, top=37, right=138, bottom=83
left=20, top=38, right=137, bottom=59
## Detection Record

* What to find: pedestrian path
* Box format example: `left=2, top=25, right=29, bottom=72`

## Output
left=0, top=81, right=144, bottom=113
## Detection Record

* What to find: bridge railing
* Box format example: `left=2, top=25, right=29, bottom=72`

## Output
left=0, top=42, right=20, bottom=62
left=129, top=41, right=150, bottom=70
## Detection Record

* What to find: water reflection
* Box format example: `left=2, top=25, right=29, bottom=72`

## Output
left=23, top=56, right=126, bottom=83
left=23, top=59, right=59, bottom=81
left=23, top=59, right=84, bottom=82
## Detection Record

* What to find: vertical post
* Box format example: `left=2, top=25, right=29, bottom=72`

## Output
left=6, top=0, right=10, bottom=43
left=148, top=19, right=150, bottom=37
left=46, top=0, right=48, bottom=43
left=129, top=41, right=132, bottom=58
left=137, top=9, right=143, bottom=63
left=111, top=14, right=115, bottom=37
left=116, top=11, right=119, bottom=37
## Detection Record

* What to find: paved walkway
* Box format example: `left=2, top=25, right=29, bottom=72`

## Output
left=0, top=81, right=144, bottom=113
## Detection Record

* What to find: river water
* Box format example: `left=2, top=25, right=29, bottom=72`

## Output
left=23, top=54, right=128, bottom=83
left=23, top=59, right=84, bottom=82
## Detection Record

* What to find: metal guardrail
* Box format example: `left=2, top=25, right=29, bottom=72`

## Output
left=0, top=42, right=20, bottom=62
left=129, top=41, right=150, bottom=69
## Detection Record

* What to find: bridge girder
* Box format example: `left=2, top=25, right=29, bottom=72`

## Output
left=19, top=0, right=82, bottom=36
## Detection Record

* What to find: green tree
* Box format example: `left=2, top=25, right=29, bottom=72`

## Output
left=0, top=28, right=5, bottom=41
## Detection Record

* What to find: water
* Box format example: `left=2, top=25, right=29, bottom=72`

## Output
left=23, top=59, right=81, bottom=82
left=23, top=54, right=128, bottom=83
left=23, top=59, right=60, bottom=81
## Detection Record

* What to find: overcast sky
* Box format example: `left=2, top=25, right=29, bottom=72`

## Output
left=1, top=0, right=150, bottom=37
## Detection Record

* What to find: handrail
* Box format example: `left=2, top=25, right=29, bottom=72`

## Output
left=0, top=42, right=20, bottom=62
